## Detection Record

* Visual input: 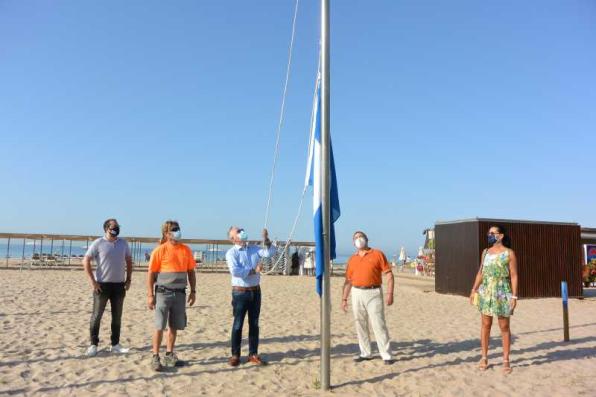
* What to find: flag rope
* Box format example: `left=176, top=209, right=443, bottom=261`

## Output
left=263, top=0, right=300, bottom=230
left=262, top=68, right=320, bottom=275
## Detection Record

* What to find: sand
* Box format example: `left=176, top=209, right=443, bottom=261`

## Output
left=1, top=269, right=595, bottom=396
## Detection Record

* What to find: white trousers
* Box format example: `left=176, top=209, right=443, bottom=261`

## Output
left=351, top=287, right=392, bottom=360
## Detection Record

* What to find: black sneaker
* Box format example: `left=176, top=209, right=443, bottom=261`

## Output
left=151, top=354, right=163, bottom=372
left=383, top=359, right=395, bottom=365
left=353, top=356, right=374, bottom=363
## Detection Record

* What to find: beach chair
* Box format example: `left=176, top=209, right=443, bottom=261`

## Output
left=28, top=253, right=42, bottom=269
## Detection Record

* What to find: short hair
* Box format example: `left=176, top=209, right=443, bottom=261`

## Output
left=103, top=218, right=118, bottom=231
left=352, top=230, right=368, bottom=240
left=228, top=226, right=240, bottom=239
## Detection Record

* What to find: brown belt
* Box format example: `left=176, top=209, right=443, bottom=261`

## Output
left=232, top=285, right=260, bottom=292
left=353, top=285, right=381, bottom=290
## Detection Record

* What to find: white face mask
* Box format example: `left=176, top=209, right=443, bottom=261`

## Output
left=170, top=230, right=182, bottom=241
left=354, top=237, right=367, bottom=249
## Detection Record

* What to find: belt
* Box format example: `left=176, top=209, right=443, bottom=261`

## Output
left=353, top=285, right=381, bottom=290
left=156, top=286, right=186, bottom=294
left=232, top=285, right=260, bottom=292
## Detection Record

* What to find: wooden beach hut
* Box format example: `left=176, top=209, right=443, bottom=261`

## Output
left=434, top=218, right=583, bottom=298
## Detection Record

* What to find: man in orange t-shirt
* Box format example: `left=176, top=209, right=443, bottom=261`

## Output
left=147, top=220, right=196, bottom=371
left=341, top=231, right=395, bottom=364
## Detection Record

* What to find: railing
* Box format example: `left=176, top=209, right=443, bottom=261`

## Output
left=0, top=232, right=314, bottom=273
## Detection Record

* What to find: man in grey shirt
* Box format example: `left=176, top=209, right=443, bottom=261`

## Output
left=83, top=218, right=133, bottom=357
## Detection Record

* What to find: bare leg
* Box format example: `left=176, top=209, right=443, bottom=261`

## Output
left=152, top=330, right=163, bottom=354
left=480, top=315, right=493, bottom=369
left=498, top=316, right=512, bottom=373
left=166, top=328, right=177, bottom=352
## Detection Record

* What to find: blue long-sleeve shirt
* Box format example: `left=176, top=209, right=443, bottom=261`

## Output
left=226, top=244, right=277, bottom=287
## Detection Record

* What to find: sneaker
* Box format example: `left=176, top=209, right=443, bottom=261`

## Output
left=353, top=355, right=374, bottom=363
left=86, top=345, right=98, bottom=357
left=164, top=352, right=182, bottom=368
left=110, top=344, right=130, bottom=354
left=383, top=359, right=395, bottom=365
left=151, top=354, right=162, bottom=372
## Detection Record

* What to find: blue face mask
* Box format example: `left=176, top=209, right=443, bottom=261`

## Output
left=171, top=230, right=182, bottom=241
left=238, top=230, right=248, bottom=241
left=487, top=235, right=498, bottom=245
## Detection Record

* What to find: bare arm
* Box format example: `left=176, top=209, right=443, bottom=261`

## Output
left=83, top=256, right=101, bottom=292
left=125, top=255, right=133, bottom=290
left=509, top=250, right=518, bottom=296
left=471, top=270, right=483, bottom=292
left=385, top=271, right=394, bottom=306
left=187, top=269, right=197, bottom=306
left=469, top=250, right=486, bottom=304
left=509, top=250, right=519, bottom=311
left=341, top=278, right=352, bottom=312
left=147, top=271, right=157, bottom=309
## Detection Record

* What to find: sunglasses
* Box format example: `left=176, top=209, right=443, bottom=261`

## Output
left=171, top=226, right=180, bottom=232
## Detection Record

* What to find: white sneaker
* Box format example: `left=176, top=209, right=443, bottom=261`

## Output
left=110, top=344, right=130, bottom=354
left=86, top=345, right=98, bottom=357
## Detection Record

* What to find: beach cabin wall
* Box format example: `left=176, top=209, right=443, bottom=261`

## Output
left=434, top=218, right=582, bottom=298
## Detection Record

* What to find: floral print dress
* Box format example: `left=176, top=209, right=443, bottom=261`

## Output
left=478, top=250, right=513, bottom=317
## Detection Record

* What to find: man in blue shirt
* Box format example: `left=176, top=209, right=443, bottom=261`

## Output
left=226, top=226, right=276, bottom=367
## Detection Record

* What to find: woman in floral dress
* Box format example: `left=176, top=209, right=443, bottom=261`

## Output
left=469, top=225, right=519, bottom=374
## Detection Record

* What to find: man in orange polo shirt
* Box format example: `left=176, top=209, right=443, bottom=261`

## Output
left=341, top=231, right=395, bottom=364
left=147, top=220, right=196, bottom=371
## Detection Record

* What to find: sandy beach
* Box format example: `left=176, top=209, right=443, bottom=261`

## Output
left=1, top=269, right=595, bottom=396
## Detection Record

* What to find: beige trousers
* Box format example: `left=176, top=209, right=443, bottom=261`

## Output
left=351, top=287, right=392, bottom=360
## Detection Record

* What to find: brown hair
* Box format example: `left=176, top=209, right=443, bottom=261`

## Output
left=160, top=220, right=180, bottom=245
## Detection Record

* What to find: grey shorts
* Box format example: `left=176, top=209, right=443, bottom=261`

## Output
left=155, top=289, right=187, bottom=330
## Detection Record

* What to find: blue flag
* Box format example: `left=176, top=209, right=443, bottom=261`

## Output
left=305, top=71, right=340, bottom=296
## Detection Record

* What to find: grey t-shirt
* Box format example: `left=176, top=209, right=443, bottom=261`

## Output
left=85, top=237, right=131, bottom=283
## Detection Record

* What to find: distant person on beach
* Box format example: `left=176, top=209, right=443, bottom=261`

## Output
left=225, top=227, right=276, bottom=367
left=469, top=225, right=518, bottom=374
left=83, top=218, right=133, bottom=357
left=147, top=220, right=196, bottom=371
left=303, top=250, right=314, bottom=276
left=341, top=231, right=395, bottom=365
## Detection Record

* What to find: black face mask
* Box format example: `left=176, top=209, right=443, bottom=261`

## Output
left=108, top=227, right=120, bottom=237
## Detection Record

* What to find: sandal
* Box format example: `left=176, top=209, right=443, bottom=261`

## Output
left=502, top=359, right=512, bottom=374
left=478, top=356, right=488, bottom=371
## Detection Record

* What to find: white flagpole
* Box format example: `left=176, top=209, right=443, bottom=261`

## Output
left=320, top=0, right=331, bottom=391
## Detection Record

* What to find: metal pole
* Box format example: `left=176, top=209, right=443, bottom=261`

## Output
left=320, top=0, right=331, bottom=390
left=68, top=240, right=72, bottom=266
left=131, top=240, right=135, bottom=264
left=21, top=238, right=26, bottom=270
left=6, top=237, right=10, bottom=267
left=561, top=281, right=569, bottom=341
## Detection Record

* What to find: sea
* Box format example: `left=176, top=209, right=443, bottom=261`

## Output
left=0, top=241, right=352, bottom=265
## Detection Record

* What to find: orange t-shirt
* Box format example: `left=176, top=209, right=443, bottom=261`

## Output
left=149, top=242, right=196, bottom=289
left=346, top=248, right=392, bottom=287
left=149, top=242, right=195, bottom=273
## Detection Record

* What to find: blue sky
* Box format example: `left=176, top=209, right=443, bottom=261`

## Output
left=1, top=1, right=595, bottom=257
